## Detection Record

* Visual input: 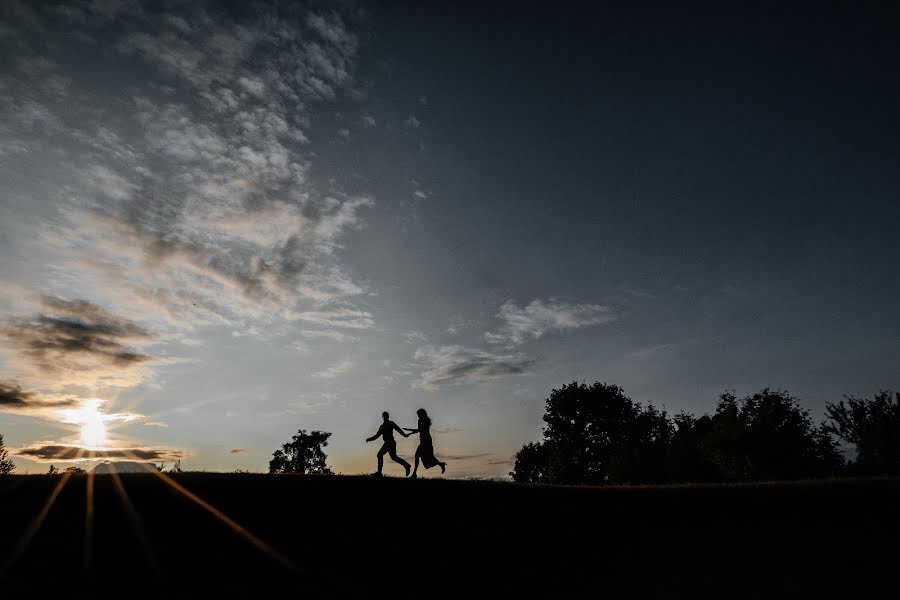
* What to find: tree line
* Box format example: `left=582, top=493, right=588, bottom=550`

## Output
left=511, top=382, right=900, bottom=485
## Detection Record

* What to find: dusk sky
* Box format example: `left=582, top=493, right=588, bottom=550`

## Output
left=1, top=1, right=897, bottom=477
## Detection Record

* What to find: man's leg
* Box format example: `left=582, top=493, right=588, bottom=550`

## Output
left=388, top=446, right=411, bottom=476
left=376, top=444, right=388, bottom=474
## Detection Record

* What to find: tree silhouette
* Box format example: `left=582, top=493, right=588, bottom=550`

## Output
left=47, top=464, right=58, bottom=475
left=512, top=383, right=845, bottom=485
left=511, top=441, right=549, bottom=483
left=269, top=429, right=333, bottom=475
left=0, top=433, right=14, bottom=475
left=825, top=391, right=899, bottom=474
left=64, top=466, right=86, bottom=475
left=704, top=389, right=841, bottom=481
left=512, top=381, right=672, bottom=485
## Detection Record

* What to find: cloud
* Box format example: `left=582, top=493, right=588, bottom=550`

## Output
left=404, top=115, right=421, bottom=128
left=443, top=453, right=493, bottom=461
left=144, top=421, right=168, bottom=427
left=313, top=358, right=355, bottom=379
left=89, top=165, right=137, bottom=200
left=414, top=345, right=534, bottom=389
left=15, top=444, right=185, bottom=463
left=229, top=448, right=248, bottom=454
left=361, top=114, right=376, bottom=128
left=485, top=299, right=624, bottom=346
left=0, top=381, right=78, bottom=414
left=3, top=2, right=373, bottom=334
left=434, top=427, right=463, bottom=434
left=0, top=296, right=154, bottom=387
left=404, top=330, right=429, bottom=344
left=299, top=329, right=359, bottom=343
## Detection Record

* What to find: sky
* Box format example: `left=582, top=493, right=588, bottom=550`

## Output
left=1, top=1, right=898, bottom=477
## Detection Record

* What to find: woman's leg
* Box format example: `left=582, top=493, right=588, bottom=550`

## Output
left=412, top=447, right=421, bottom=476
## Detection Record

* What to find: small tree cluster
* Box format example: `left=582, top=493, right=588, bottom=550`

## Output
left=269, top=429, right=333, bottom=475
left=511, top=382, right=861, bottom=485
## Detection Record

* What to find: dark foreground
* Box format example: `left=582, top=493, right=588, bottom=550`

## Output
left=1, top=474, right=898, bottom=599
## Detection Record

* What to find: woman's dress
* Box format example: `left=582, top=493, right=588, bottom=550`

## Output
left=416, top=419, right=440, bottom=469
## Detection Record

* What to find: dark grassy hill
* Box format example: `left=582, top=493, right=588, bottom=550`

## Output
left=1, top=474, right=899, bottom=599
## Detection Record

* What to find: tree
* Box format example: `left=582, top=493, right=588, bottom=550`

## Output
left=511, top=382, right=672, bottom=485
left=825, top=391, right=899, bottom=474
left=64, top=466, right=86, bottom=475
left=47, top=464, right=58, bottom=475
left=665, top=413, right=720, bottom=482
left=0, top=433, right=14, bottom=475
left=703, top=389, right=836, bottom=481
left=269, top=429, right=333, bottom=475
left=510, top=442, right=549, bottom=483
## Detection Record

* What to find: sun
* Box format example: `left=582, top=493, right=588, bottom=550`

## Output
left=61, top=399, right=109, bottom=448
left=80, top=408, right=108, bottom=448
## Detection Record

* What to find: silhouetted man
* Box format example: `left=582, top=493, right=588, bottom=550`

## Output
left=366, top=411, right=411, bottom=476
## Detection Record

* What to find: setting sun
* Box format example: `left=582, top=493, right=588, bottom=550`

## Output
left=58, top=399, right=110, bottom=449
left=79, top=409, right=108, bottom=448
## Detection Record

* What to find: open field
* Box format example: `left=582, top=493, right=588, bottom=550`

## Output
left=1, top=474, right=899, bottom=598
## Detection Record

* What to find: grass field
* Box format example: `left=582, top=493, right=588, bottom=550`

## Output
left=1, top=474, right=899, bottom=598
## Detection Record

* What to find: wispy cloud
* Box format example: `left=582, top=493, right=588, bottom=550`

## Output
left=443, top=452, right=493, bottom=461
left=414, top=345, right=533, bottom=389
left=313, top=358, right=355, bottom=380
left=485, top=298, right=624, bottom=346
left=299, top=329, right=359, bottom=343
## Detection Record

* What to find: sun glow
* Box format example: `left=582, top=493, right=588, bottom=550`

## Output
left=80, top=410, right=108, bottom=448
left=60, top=399, right=110, bottom=448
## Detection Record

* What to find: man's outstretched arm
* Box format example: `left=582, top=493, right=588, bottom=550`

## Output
left=392, top=422, right=410, bottom=437
left=366, top=425, right=382, bottom=442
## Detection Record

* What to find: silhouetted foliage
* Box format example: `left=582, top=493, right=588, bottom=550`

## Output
left=665, top=413, right=719, bottom=482
left=511, top=442, right=549, bottom=483
left=512, top=382, right=845, bottom=485
left=64, top=466, right=86, bottom=475
left=269, top=429, right=333, bottom=475
left=826, top=391, right=900, bottom=474
left=47, top=464, right=58, bottom=475
left=703, top=389, right=840, bottom=481
left=0, top=433, right=14, bottom=475
left=512, top=382, right=673, bottom=484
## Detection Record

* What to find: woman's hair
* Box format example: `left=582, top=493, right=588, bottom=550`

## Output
left=417, top=408, right=431, bottom=426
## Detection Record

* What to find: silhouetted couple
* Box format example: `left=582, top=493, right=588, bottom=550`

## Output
left=366, top=409, right=447, bottom=478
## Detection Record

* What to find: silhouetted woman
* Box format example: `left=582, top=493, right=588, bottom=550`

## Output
left=404, top=408, right=447, bottom=478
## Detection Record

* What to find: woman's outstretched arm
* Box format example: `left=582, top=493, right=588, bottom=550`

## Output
left=403, top=427, right=419, bottom=434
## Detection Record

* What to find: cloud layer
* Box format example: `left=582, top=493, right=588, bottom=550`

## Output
left=414, top=345, right=533, bottom=389
left=486, top=299, right=623, bottom=346
left=0, top=381, right=77, bottom=413
left=1, top=296, right=154, bottom=389
left=2, top=2, right=372, bottom=332
left=15, top=444, right=185, bottom=463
